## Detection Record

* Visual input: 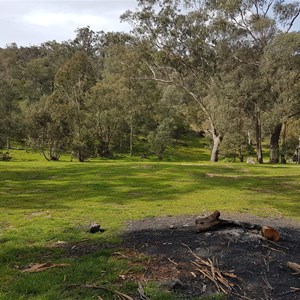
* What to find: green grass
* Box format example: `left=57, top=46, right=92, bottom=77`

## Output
left=0, top=143, right=300, bottom=299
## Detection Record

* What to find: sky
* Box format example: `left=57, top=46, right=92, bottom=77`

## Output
left=0, top=0, right=299, bottom=48
left=0, top=0, right=138, bottom=47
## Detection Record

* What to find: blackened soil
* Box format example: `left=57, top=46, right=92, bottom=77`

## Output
left=122, top=213, right=300, bottom=299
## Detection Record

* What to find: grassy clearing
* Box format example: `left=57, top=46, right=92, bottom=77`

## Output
left=0, top=144, right=299, bottom=299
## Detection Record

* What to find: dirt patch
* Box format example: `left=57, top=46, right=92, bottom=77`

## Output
left=122, top=213, right=300, bottom=299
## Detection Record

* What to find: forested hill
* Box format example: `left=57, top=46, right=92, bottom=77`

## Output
left=1, top=0, right=300, bottom=163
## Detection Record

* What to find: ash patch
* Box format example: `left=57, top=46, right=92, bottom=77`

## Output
left=123, top=214, right=300, bottom=299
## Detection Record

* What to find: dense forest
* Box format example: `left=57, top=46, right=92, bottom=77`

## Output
left=0, top=0, right=300, bottom=163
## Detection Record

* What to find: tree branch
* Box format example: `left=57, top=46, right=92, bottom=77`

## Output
left=286, top=7, right=300, bottom=33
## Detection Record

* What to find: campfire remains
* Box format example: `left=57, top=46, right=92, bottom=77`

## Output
left=195, top=210, right=280, bottom=241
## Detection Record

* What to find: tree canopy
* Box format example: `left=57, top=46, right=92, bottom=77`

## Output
left=0, top=1, right=300, bottom=163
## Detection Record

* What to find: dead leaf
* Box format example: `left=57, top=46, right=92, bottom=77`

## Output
left=22, top=262, right=70, bottom=273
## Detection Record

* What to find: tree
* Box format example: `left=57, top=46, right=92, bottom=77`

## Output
left=27, top=95, right=71, bottom=161
left=88, top=79, right=127, bottom=157
left=54, top=51, right=96, bottom=161
left=262, top=32, right=300, bottom=163
left=148, top=118, right=173, bottom=160
left=0, top=46, right=24, bottom=149
left=122, top=0, right=225, bottom=161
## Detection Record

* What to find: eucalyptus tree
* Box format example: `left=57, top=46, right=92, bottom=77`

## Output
left=53, top=51, right=96, bottom=161
left=27, top=95, right=71, bottom=161
left=122, top=0, right=228, bottom=161
left=262, top=32, right=300, bottom=163
left=0, top=45, right=24, bottom=149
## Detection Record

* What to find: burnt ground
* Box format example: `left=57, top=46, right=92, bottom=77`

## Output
left=121, top=213, right=300, bottom=300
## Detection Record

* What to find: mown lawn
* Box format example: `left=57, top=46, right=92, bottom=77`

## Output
left=0, top=147, right=299, bottom=299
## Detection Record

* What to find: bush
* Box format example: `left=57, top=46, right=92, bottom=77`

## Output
left=0, top=152, right=12, bottom=161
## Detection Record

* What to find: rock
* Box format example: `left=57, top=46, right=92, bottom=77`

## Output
left=163, top=278, right=185, bottom=290
left=89, top=224, right=100, bottom=233
left=169, top=225, right=177, bottom=229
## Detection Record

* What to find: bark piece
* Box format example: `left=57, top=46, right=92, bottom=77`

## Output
left=287, top=262, right=300, bottom=274
left=195, top=210, right=220, bottom=233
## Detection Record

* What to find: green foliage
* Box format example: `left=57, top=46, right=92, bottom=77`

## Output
left=148, top=118, right=173, bottom=159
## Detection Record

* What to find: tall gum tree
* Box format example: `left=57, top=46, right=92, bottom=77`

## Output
left=54, top=51, right=96, bottom=161
left=262, top=32, right=300, bottom=163
left=122, top=0, right=225, bottom=161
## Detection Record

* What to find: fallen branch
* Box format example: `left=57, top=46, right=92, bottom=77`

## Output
left=67, top=284, right=133, bottom=300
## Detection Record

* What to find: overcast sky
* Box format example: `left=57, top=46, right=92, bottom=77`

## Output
left=0, top=0, right=299, bottom=48
left=0, top=0, right=138, bottom=47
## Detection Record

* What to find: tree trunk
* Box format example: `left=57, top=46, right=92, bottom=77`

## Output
left=238, top=147, right=244, bottom=162
left=269, top=123, right=282, bottom=164
left=6, top=137, right=10, bottom=151
left=210, top=125, right=222, bottom=162
left=280, top=122, right=287, bottom=164
left=255, top=113, right=263, bottom=164
left=130, top=116, right=133, bottom=157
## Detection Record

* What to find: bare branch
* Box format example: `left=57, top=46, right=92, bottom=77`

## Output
left=286, top=7, right=300, bottom=33
left=264, top=0, right=275, bottom=17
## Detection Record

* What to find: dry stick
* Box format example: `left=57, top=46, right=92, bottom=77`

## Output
left=265, top=239, right=289, bottom=250
left=67, top=284, right=133, bottom=300
left=287, top=262, right=300, bottom=274
left=193, top=263, right=222, bottom=293
left=167, top=257, right=178, bottom=266
left=262, top=245, right=286, bottom=255
left=183, top=243, right=239, bottom=295
left=138, top=282, right=150, bottom=300
left=231, top=291, right=254, bottom=300
left=262, top=273, right=274, bottom=291
left=277, top=287, right=300, bottom=297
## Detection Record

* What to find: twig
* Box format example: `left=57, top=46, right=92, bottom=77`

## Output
left=185, top=243, right=238, bottom=295
left=262, top=245, right=286, bottom=255
left=231, top=291, right=254, bottom=300
left=277, top=287, right=300, bottom=297
left=265, top=239, right=289, bottom=250
left=66, top=284, right=133, bottom=300
left=262, top=273, right=274, bottom=291
left=138, top=282, right=150, bottom=300
left=167, top=257, right=178, bottom=266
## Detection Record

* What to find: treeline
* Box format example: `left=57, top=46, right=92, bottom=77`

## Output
left=0, top=0, right=300, bottom=163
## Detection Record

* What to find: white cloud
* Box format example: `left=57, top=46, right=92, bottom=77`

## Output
left=22, top=10, right=116, bottom=28
left=0, top=0, right=136, bottom=47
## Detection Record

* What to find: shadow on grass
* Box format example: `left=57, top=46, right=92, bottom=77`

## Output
left=0, top=162, right=299, bottom=218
